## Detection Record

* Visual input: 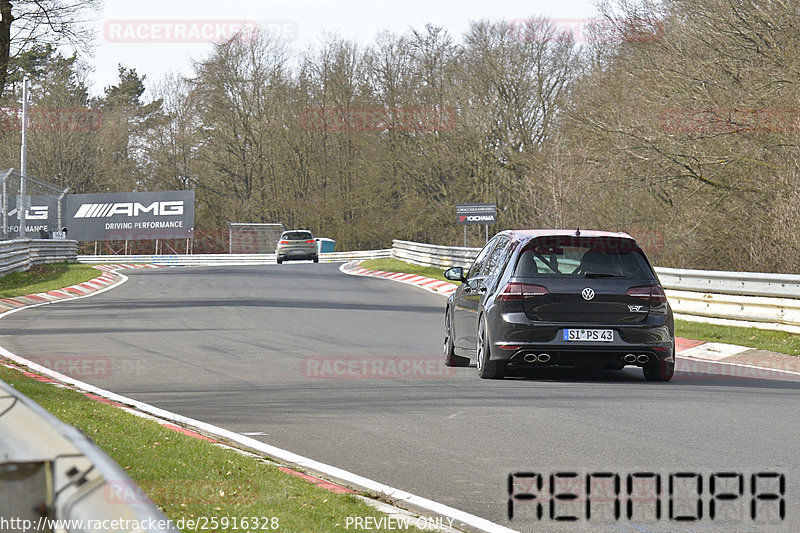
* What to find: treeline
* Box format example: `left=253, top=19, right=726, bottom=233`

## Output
left=1, top=0, right=799, bottom=271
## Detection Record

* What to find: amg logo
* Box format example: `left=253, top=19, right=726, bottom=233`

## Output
left=8, top=206, right=49, bottom=220
left=74, top=201, right=184, bottom=218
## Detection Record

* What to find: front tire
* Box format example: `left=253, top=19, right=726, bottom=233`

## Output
left=477, top=315, right=504, bottom=379
left=444, top=308, right=470, bottom=367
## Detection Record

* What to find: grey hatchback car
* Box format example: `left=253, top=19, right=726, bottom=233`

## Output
left=276, top=230, right=319, bottom=264
left=443, top=229, right=674, bottom=381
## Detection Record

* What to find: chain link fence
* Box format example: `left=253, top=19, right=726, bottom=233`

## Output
left=0, top=169, right=69, bottom=240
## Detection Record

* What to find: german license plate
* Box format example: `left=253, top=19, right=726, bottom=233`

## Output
left=563, top=329, right=614, bottom=342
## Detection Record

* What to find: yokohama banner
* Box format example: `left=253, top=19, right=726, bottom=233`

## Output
left=456, top=203, right=496, bottom=225
left=65, top=190, right=195, bottom=241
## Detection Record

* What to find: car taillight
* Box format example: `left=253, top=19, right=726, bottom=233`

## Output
left=279, top=240, right=289, bottom=244
left=496, top=282, right=549, bottom=301
left=306, top=240, right=315, bottom=244
left=627, top=284, right=667, bottom=303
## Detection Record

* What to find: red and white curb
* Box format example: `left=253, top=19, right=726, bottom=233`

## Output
left=675, top=338, right=748, bottom=360
left=0, top=264, right=164, bottom=316
left=341, top=263, right=459, bottom=296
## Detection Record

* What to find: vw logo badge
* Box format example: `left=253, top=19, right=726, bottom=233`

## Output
left=581, top=288, right=595, bottom=300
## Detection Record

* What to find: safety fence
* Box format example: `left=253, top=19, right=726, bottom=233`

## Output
left=0, top=239, right=78, bottom=277
left=76, top=249, right=392, bottom=266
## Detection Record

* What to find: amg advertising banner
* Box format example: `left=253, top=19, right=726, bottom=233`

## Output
left=4, top=195, right=64, bottom=238
left=65, top=190, right=195, bottom=241
left=456, top=203, right=496, bottom=225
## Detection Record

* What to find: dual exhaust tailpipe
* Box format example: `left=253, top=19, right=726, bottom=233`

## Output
left=624, top=354, right=650, bottom=364
left=523, top=353, right=551, bottom=363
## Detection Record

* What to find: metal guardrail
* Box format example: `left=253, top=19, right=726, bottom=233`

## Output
left=0, top=378, right=178, bottom=532
left=0, top=239, right=30, bottom=275
left=76, top=238, right=800, bottom=328
left=77, top=249, right=392, bottom=266
left=0, top=239, right=78, bottom=277
left=391, top=240, right=480, bottom=269
left=654, top=266, right=800, bottom=298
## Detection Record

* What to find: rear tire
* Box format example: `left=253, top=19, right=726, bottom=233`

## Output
left=477, top=316, right=504, bottom=379
left=444, top=308, right=470, bottom=367
left=643, top=359, right=674, bottom=382
left=313, top=256, right=319, bottom=263
left=277, top=257, right=283, bottom=264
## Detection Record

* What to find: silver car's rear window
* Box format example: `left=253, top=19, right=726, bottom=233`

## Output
left=282, top=231, right=313, bottom=240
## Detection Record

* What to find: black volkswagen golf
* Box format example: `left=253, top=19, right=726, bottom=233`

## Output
left=443, top=229, right=674, bottom=381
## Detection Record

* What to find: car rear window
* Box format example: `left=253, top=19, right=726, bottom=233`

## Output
left=282, top=231, right=313, bottom=240
left=514, top=236, right=654, bottom=279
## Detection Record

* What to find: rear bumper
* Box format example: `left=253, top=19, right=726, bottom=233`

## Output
left=277, top=250, right=318, bottom=261
left=487, top=309, right=674, bottom=367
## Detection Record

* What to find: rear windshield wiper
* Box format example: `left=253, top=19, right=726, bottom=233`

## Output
left=584, top=272, right=624, bottom=278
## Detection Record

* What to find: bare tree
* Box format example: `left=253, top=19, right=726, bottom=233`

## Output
left=0, top=0, right=101, bottom=97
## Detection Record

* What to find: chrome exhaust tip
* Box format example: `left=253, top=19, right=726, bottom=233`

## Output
left=523, top=353, right=537, bottom=363
left=637, top=354, right=650, bottom=364
left=537, top=353, right=551, bottom=363
left=624, top=354, right=637, bottom=363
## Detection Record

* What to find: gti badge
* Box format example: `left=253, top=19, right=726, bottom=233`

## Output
left=628, top=305, right=646, bottom=312
left=581, top=288, right=595, bottom=300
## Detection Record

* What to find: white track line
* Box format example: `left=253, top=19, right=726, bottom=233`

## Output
left=0, top=344, right=516, bottom=533
left=0, top=266, right=516, bottom=533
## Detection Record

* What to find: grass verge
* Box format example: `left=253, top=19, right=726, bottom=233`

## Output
left=0, top=263, right=100, bottom=298
left=359, top=258, right=453, bottom=283
left=0, top=364, right=424, bottom=532
left=675, top=319, right=800, bottom=356
left=360, top=259, right=800, bottom=357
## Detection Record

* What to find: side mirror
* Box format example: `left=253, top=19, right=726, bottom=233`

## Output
left=444, top=267, right=466, bottom=282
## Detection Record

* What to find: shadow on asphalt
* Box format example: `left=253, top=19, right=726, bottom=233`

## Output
left=22, top=298, right=443, bottom=315
left=495, top=365, right=800, bottom=389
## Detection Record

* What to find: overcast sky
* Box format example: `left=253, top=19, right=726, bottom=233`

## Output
left=87, top=0, right=599, bottom=97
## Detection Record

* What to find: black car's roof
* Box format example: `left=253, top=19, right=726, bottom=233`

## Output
left=497, top=229, right=635, bottom=241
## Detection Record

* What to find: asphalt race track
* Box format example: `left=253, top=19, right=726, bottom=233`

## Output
left=2, top=263, right=799, bottom=532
